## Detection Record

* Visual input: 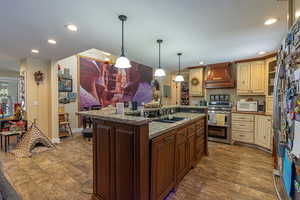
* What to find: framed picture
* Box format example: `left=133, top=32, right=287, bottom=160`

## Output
left=59, top=78, right=73, bottom=92
left=67, top=92, right=77, bottom=102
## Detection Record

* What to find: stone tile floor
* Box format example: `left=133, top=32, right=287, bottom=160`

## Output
left=0, top=135, right=276, bottom=200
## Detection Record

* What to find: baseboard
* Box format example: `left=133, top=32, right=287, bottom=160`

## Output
left=51, top=137, right=60, bottom=144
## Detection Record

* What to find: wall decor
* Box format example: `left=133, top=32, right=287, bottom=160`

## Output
left=67, top=92, right=77, bottom=102
left=18, top=74, right=26, bottom=111
left=78, top=55, right=153, bottom=110
left=34, top=71, right=44, bottom=85
left=191, top=77, right=199, bottom=86
left=59, top=78, right=73, bottom=92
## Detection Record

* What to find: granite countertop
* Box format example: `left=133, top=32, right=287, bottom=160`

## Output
left=77, top=108, right=150, bottom=126
left=125, top=105, right=207, bottom=114
left=77, top=108, right=206, bottom=138
left=149, top=112, right=206, bottom=139
left=77, top=105, right=207, bottom=126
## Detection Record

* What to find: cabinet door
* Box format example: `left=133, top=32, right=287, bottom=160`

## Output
left=189, top=68, right=204, bottom=96
left=94, top=123, right=113, bottom=200
left=188, top=134, right=196, bottom=167
left=250, top=61, right=265, bottom=94
left=195, top=130, right=205, bottom=160
left=151, top=134, right=176, bottom=200
left=237, top=63, right=251, bottom=94
left=175, top=128, right=189, bottom=183
left=255, top=115, right=272, bottom=149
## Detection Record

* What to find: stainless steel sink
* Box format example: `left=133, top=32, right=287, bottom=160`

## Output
left=152, top=117, right=185, bottom=123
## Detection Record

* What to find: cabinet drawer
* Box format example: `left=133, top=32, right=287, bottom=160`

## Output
left=195, top=119, right=205, bottom=128
left=232, top=131, right=254, bottom=143
left=195, top=129, right=205, bottom=137
left=232, top=122, right=254, bottom=131
left=232, top=114, right=254, bottom=122
left=176, top=128, right=187, bottom=144
left=188, top=124, right=196, bottom=136
left=195, top=128, right=205, bottom=135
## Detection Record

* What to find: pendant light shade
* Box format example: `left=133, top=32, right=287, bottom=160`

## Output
left=115, top=56, right=131, bottom=68
left=154, top=68, right=166, bottom=77
left=175, top=53, right=184, bottom=82
left=115, top=15, right=131, bottom=69
left=175, top=74, right=184, bottom=82
left=154, top=39, right=166, bottom=77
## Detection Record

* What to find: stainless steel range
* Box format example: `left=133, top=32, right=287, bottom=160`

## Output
left=207, top=94, right=232, bottom=144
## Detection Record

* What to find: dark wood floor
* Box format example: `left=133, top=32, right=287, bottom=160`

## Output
left=0, top=135, right=276, bottom=200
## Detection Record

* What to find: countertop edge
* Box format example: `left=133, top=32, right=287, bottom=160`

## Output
left=76, top=112, right=150, bottom=126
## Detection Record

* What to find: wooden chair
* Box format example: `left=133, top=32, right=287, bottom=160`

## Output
left=58, top=113, right=73, bottom=138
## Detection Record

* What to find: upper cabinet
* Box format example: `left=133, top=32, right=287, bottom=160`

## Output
left=189, top=68, right=204, bottom=96
left=237, top=61, right=265, bottom=95
left=236, top=62, right=251, bottom=94
left=250, top=61, right=265, bottom=94
left=265, top=57, right=277, bottom=97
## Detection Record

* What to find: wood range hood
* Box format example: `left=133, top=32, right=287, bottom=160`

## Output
left=204, top=62, right=235, bottom=89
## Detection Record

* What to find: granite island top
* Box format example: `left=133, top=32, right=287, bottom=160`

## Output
left=77, top=107, right=207, bottom=138
left=149, top=112, right=206, bottom=139
left=77, top=109, right=150, bottom=126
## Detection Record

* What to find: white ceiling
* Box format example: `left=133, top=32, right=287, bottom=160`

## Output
left=0, top=0, right=288, bottom=71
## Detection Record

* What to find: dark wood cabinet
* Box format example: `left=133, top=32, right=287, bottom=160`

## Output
left=151, top=132, right=176, bottom=200
left=93, top=120, right=149, bottom=200
left=188, top=134, right=197, bottom=167
left=91, top=115, right=207, bottom=200
left=188, top=124, right=197, bottom=168
left=195, top=133, right=205, bottom=159
left=175, top=127, right=189, bottom=183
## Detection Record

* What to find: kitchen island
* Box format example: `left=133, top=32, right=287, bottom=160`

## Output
left=77, top=106, right=207, bottom=200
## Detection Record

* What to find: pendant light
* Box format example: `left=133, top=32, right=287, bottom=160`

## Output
left=154, top=39, right=166, bottom=77
left=175, top=53, right=184, bottom=82
left=115, top=15, right=131, bottom=68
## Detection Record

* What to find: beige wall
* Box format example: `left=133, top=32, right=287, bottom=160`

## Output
left=20, top=58, right=52, bottom=139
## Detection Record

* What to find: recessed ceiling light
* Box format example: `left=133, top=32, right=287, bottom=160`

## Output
left=31, top=49, right=39, bottom=54
left=296, top=11, right=300, bottom=18
left=199, top=61, right=204, bottom=65
left=48, top=39, right=57, bottom=44
left=258, top=51, right=266, bottom=55
left=65, top=24, right=78, bottom=32
left=264, top=18, right=278, bottom=25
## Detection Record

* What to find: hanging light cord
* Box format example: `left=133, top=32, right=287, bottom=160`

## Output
left=178, top=53, right=181, bottom=75
left=158, top=41, right=161, bottom=69
left=156, top=39, right=163, bottom=69
left=121, top=19, right=125, bottom=56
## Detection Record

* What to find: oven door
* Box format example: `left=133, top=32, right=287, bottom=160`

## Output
left=208, top=125, right=228, bottom=139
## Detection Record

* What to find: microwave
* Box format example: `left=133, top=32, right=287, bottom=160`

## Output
left=237, top=101, right=258, bottom=112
